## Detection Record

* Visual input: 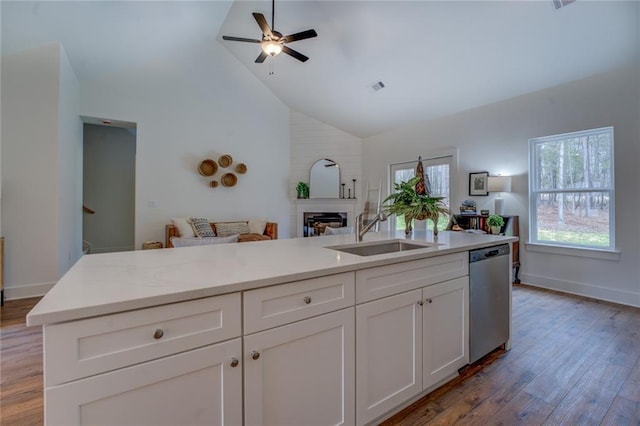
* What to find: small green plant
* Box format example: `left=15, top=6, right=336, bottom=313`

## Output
left=296, top=182, right=309, bottom=199
left=487, top=215, right=505, bottom=228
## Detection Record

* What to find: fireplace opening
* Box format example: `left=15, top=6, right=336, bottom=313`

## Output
left=303, top=212, right=348, bottom=237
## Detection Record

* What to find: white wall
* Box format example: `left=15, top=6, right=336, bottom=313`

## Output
left=289, top=111, right=363, bottom=236
left=83, top=124, right=136, bottom=253
left=57, top=44, right=83, bottom=277
left=80, top=40, right=292, bottom=246
left=363, top=64, right=640, bottom=307
left=1, top=43, right=82, bottom=299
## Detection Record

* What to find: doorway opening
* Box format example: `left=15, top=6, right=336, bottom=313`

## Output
left=81, top=116, right=136, bottom=254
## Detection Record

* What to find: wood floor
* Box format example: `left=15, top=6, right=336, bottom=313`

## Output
left=0, top=297, right=43, bottom=425
left=1, top=285, right=639, bottom=425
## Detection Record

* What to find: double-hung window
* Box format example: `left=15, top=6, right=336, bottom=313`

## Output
left=389, top=153, right=454, bottom=233
left=529, top=127, right=614, bottom=250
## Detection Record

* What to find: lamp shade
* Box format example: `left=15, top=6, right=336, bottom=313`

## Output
left=488, top=176, right=512, bottom=193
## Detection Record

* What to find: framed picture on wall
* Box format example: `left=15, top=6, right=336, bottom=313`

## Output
left=469, top=171, right=489, bottom=196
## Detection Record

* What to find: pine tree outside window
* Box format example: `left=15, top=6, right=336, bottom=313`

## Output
left=529, top=127, right=614, bottom=250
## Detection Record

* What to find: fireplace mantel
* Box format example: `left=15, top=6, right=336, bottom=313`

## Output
left=295, top=199, right=359, bottom=237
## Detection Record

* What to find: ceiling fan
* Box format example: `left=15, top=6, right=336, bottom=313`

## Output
left=222, top=0, right=317, bottom=63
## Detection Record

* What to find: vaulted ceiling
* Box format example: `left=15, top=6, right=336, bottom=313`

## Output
left=2, top=1, right=639, bottom=138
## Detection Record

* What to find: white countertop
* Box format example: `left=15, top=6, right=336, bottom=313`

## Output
left=26, top=231, right=517, bottom=326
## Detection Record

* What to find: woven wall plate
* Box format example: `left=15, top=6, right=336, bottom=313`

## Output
left=209, top=180, right=219, bottom=188
left=221, top=173, right=238, bottom=187
left=219, top=154, right=233, bottom=168
left=198, top=159, right=218, bottom=176
left=235, top=163, right=247, bottom=174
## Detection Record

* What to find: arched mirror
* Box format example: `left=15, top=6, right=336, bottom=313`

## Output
left=309, top=159, right=340, bottom=198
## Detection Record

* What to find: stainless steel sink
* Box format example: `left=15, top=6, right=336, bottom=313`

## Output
left=328, top=240, right=437, bottom=256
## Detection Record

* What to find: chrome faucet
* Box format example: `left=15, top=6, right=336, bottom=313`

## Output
left=356, top=211, right=388, bottom=242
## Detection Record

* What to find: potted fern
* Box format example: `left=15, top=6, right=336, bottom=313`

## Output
left=487, top=214, right=504, bottom=235
left=384, top=176, right=449, bottom=235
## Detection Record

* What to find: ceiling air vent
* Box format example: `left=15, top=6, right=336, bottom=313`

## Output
left=553, top=0, right=575, bottom=10
left=370, top=81, right=385, bottom=92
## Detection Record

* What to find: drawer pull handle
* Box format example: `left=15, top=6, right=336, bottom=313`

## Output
left=303, top=296, right=312, bottom=304
left=153, top=329, right=164, bottom=340
left=417, top=300, right=424, bottom=306
left=427, top=299, right=433, bottom=304
left=230, top=358, right=239, bottom=368
left=251, top=351, right=260, bottom=360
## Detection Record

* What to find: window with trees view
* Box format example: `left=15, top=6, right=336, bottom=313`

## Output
left=390, top=155, right=453, bottom=233
left=529, top=127, right=614, bottom=249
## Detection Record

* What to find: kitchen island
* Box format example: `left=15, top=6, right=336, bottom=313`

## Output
left=28, top=230, right=517, bottom=426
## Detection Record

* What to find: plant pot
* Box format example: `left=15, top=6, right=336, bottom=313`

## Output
left=490, top=226, right=502, bottom=235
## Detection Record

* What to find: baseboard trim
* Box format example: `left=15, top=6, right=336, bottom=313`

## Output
left=4, top=282, right=55, bottom=300
left=520, top=272, right=640, bottom=308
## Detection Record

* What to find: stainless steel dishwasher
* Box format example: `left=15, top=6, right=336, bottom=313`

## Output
left=469, top=244, right=510, bottom=363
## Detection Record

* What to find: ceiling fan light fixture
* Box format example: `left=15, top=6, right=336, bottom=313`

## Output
left=261, top=40, right=282, bottom=56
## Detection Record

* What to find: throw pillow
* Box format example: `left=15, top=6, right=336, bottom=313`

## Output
left=189, top=218, right=215, bottom=238
left=171, top=217, right=196, bottom=238
left=170, top=235, right=239, bottom=247
left=215, top=221, right=250, bottom=237
left=248, top=219, right=267, bottom=235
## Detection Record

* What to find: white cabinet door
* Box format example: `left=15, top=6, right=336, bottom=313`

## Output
left=422, top=277, right=469, bottom=390
left=356, top=289, right=422, bottom=426
left=45, top=339, right=242, bottom=426
left=244, top=308, right=355, bottom=426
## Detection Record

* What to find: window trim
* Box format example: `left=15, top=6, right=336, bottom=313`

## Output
left=528, top=126, right=615, bottom=250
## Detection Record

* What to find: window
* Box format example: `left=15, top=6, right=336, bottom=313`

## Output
left=389, top=154, right=454, bottom=233
left=529, top=127, right=614, bottom=250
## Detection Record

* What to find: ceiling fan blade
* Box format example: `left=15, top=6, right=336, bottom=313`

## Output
left=255, top=51, right=268, bottom=63
left=252, top=13, right=273, bottom=37
left=222, top=36, right=262, bottom=43
left=281, top=29, right=318, bottom=44
left=282, top=45, right=309, bottom=62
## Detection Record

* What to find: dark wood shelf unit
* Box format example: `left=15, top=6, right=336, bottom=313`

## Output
left=446, top=214, right=520, bottom=283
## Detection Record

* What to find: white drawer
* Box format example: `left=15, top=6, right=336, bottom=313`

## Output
left=356, top=253, right=468, bottom=303
left=44, top=292, right=241, bottom=386
left=244, top=272, right=355, bottom=333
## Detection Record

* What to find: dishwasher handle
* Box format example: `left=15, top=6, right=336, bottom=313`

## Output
left=484, top=250, right=500, bottom=258
left=469, top=244, right=510, bottom=263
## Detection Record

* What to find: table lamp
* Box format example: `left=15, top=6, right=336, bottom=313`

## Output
left=488, top=176, right=512, bottom=215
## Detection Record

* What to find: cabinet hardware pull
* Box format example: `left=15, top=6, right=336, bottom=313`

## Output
left=417, top=300, right=424, bottom=306
left=153, top=329, right=164, bottom=340
left=251, top=351, right=260, bottom=360
left=428, top=299, right=433, bottom=304
left=230, top=358, right=239, bottom=368
left=303, top=296, right=312, bottom=304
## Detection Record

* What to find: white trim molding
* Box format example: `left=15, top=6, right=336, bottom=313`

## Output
left=525, top=242, right=620, bottom=261
left=4, top=281, right=55, bottom=300
left=520, top=273, right=639, bottom=308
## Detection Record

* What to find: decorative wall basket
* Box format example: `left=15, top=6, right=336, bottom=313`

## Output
left=219, top=155, right=233, bottom=168
left=198, top=159, right=218, bottom=176
left=221, top=173, right=238, bottom=187
left=197, top=153, right=246, bottom=188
